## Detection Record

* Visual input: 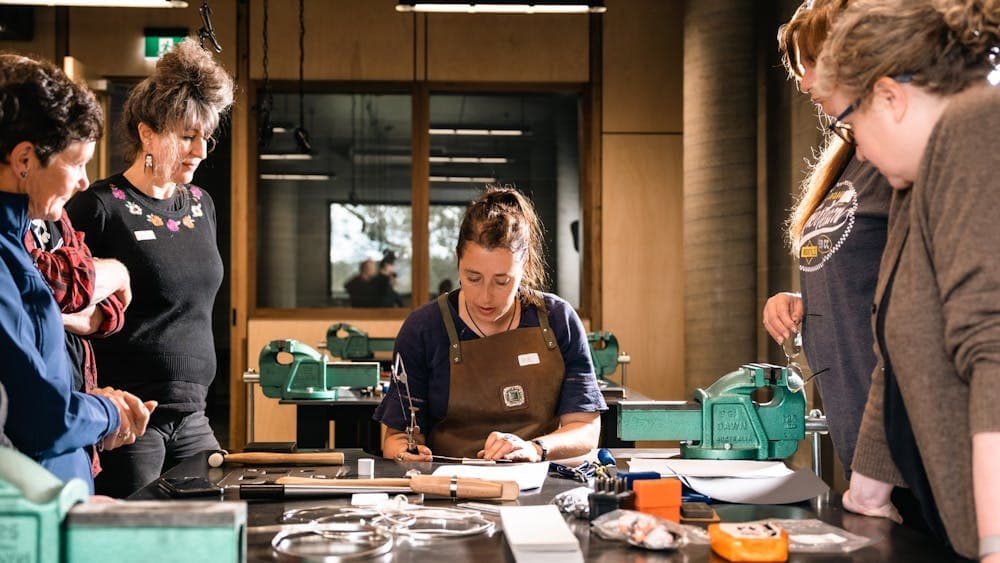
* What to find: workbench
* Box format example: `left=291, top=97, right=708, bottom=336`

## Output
left=131, top=449, right=964, bottom=562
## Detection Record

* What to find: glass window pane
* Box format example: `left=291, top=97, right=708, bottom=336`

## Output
left=255, top=92, right=411, bottom=308
left=428, top=93, right=581, bottom=307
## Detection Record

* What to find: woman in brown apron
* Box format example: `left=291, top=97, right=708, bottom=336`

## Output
left=373, top=187, right=607, bottom=462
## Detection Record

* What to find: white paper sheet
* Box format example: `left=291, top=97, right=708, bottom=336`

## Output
left=627, top=458, right=794, bottom=478
left=432, top=461, right=548, bottom=491
left=684, top=468, right=829, bottom=504
left=625, top=458, right=828, bottom=504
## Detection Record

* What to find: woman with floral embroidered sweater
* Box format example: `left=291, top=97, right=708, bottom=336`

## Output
left=66, top=39, right=233, bottom=498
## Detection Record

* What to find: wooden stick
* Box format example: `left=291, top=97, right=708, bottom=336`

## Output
left=275, top=475, right=519, bottom=500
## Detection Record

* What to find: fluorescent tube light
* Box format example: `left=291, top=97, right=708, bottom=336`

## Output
left=430, top=176, right=498, bottom=183
left=260, top=174, right=331, bottom=181
left=0, top=0, right=188, bottom=7
left=259, top=153, right=314, bottom=160
left=429, top=156, right=509, bottom=164
left=429, top=128, right=524, bottom=136
left=396, top=2, right=605, bottom=14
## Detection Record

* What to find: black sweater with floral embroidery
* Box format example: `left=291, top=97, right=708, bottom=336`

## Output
left=66, top=174, right=223, bottom=413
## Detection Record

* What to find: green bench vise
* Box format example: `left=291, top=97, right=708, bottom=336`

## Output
left=617, top=363, right=806, bottom=460
left=587, top=331, right=631, bottom=392
left=257, top=338, right=380, bottom=400
left=323, top=323, right=395, bottom=361
left=0, top=448, right=245, bottom=563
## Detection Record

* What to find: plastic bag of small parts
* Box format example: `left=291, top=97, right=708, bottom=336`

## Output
left=767, top=519, right=877, bottom=553
left=591, top=509, right=689, bottom=550
left=551, top=486, right=592, bottom=519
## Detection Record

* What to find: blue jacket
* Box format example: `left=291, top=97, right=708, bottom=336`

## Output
left=0, top=192, right=119, bottom=493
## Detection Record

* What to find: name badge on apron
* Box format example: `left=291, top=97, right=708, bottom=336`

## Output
left=503, top=385, right=526, bottom=407
left=517, top=353, right=540, bottom=366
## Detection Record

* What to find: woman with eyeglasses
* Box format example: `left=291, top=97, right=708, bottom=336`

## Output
left=762, top=0, right=892, bottom=484
left=812, top=0, right=1000, bottom=559
left=66, top=39, right=234, bottom=498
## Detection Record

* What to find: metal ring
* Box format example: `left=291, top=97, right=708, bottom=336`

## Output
left=372, top=510, right=494, bottom=542
left=501, top=433, right=516, bottom=442
left=449, top=476, right=458, bottom=498
left=271, top=526, right=393, bottom=562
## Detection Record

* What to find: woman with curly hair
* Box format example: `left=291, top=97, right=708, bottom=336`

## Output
left=67, top=38, right=234, bottom=497
left=814, top=0, right=1000, bottom=558
left=0, top=53, right=152, bottom=492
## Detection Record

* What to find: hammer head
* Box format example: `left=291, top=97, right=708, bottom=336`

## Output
left=207, top=450, right=229, bottom=468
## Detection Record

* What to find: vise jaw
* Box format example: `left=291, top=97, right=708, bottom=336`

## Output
left=258, top=339, right=379, bottom=400
left=617, top=363, right=806, bottom=460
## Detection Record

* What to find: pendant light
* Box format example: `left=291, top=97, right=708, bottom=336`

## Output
left=293, top=0, right=312, bottom=154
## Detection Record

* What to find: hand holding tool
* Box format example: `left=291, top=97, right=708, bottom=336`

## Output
left=207, top=450, right=345, bottom=468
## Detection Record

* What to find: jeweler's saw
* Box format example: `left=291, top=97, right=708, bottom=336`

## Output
left=617, top=363, right=806, bottom=460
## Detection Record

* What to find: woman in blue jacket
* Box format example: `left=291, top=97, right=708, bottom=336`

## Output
left=0, top=53, right=153, bottom=493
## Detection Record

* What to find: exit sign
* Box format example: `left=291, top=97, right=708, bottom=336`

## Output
left=143, top=27, right=188, bottom=59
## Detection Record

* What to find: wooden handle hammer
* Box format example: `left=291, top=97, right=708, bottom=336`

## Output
left=208, top=450, right=345, bottom=468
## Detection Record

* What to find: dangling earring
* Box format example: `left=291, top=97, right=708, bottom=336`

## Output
left=143, top=153, right=154, bottom=174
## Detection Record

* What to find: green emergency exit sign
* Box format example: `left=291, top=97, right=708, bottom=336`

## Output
left=143, top=27, right=187, bottom=59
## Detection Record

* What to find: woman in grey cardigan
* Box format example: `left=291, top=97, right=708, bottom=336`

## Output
left=814, top=0, right=1000, bottom=560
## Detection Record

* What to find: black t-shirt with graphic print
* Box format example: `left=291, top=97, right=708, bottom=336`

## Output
left=798, top=156, right=891, bottom=476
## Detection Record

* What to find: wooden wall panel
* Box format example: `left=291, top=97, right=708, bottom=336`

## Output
left=0, top=7, right=57, bottom=61
left=66, top=2, right=238, bottom=77
left=601, top=135, right=684, bottom=401
left=426, top=14, right=588, bottom=82
left=248, top=0, right=413, bottom=81
left=246, top=318, right=403, bottom=443
left=603, top=0, right=682, bottom=133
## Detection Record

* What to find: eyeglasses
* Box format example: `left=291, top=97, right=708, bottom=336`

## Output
left=828, top=101, right=859, bottom=145
left=828, top=74, right=913, bottom=145
left=180, top=133, right=218, bottom=154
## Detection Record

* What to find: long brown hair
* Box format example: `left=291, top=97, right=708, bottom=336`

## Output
left=777, top=0, right=855, bottom=250
left=456, top=186, right=548, bottom=306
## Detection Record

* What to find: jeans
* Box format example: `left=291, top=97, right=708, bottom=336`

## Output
left=95, top=409, right=219, bottom=498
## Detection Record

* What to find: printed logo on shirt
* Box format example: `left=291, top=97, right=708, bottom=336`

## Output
left=134, top=230, right=157, bottom=241
left=797, top=182, right=858, bottom=273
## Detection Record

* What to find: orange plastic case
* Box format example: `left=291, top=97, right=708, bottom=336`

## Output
left=708, top=521, right=789, bottom=562
left=631, top=478, right=682, bottom=522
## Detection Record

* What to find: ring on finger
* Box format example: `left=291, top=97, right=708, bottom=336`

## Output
left=501, top=433, right=516, bottom=442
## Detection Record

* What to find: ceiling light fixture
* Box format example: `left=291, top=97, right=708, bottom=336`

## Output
left=429, top=156, right=509, bottom=164
left=429, top=128, right=524, bottom=136
left=396, top=1, right=604, bottom=14
left=260, top=173, right=331, bottom=181
left=0, top=0, right=188, bottom=7
left=259, top=154, right=314, bottom=160
left=430, top=176, right=498, bottom=183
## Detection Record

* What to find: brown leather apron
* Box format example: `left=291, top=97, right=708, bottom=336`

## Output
left=428, top=292, right=565, bottom=458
